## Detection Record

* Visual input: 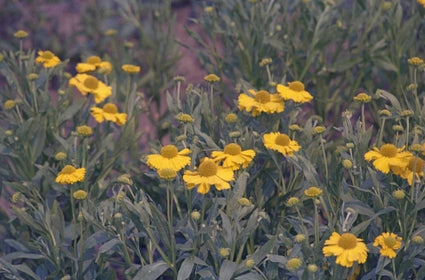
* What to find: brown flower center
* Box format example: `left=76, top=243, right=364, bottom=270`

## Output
left=198, top=159, right=218, bottom=177
left=380, top=144, right=398, bottom=157
left=83, top=76, right=99, bottom=89
left=61, top=165, right=76, bottom=174
left=338, top=233, right=358, bottom=249
left=275, top=134, right=290, bottom=146
left=87, top=56, right=102, bottom=65
left=224, top=143, right=242, bottom=155
left=160, top=145, right=178, bottom=158
left=384, top=236, right=397, bottom=248
left=408, top=157, right=424, bottom=173
left=288, top=81, right=305, bottom=92
left=103, top=103, right=118, bottom=114
left=41, top=51, right=54, bottom=59
left=254, top=90, right=271, bottom=103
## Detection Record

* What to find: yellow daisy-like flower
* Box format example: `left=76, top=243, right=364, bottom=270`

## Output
left=286, top=258, right=302, bottom=271
left=322, top=232, right=368, bottom=268
left=263, top=132, right=301, bottom=156
left=183, top=158, right=234, bottom=194
left=69, top=74, right=112, bottom=103
left=211, top=143, right=256, bottom=170
left=14, top=30, right=28, bottom=38
left=276, top=81, right=313, bottom=103
left=408, top=56, right=424, bottom=66
left=76, top=56, right=102, bottom=73
left=98, top=61, right=113, bottom=74
left=72, top=190, right=88, bottom=200
left=76, top=125, right=93, bottom=136
left=55, top=165, right=86, bottom=185
left=35, top=50, right=61, bottom=68
left=418, top=0, right=425, bottom=8
left=238, top=89, right=285, bottom=117
left=146, top=145, right=191, bottom=172
left=4, top=100, right=16, bottom=111
left=353, top=93, right=372, bottom=103
left=373, top=232, right=402, bottom=259
left=90, top=103, right=127, bottom=126
left=203, top=73, right=220, bottom=83
left=304, top=186, right=323, bottom=198
left=364, top=144, right=411, bottom=174
left=394, top=155, right=425, bottom=186
left=122, top=64, right=140, bottom=74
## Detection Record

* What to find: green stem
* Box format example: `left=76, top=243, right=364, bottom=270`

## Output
left=319, top=135, right=329, bottom=182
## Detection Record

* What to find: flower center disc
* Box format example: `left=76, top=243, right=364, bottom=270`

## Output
left=275, top=134, right=290, bottom=146
left=380, top=144, right=397, bottom=157
left=224, top=143, right=242, bottom=155
left=384, top=236, right=397, bottom=248
left=160, top=145, right=178, bottom=158
left=84, top=76, right=99, bottom=89
left=62, top=165, right=76, bottom=174
left=288, top=81, right=305, bottom=92
left=254, top=90, right=271, bottom=103
left=103, top=103, right=118, bottom=114
left=42, top=51, right=54, bottom=59
left=87, top=56, right=102, bottom=65
left=338, top=233, right=357, bottom=249
left=198, top=159, right=218, bottom=177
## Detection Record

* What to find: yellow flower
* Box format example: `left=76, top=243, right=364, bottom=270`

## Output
left=418, top=0, right=425, bottom=8
left=245, top=258, right=255, bottom=268
left=342, top=159, right=353, bottom=169
left=122, top=64, right=140, bottom=74
left=183, top=158, right=234, bottom=194
left=157, top=168, right=177, bottom=181
left=27, top=73, right=39, bottom=80
left=412, top=235, right=424, bottom=244
left=263, top=132, right=301, bottom=156
left=238, top=197, right=251, bottom=206
left=190, top=210, right=201, bottom=220
left=259, top=58, right=272, bottom=67
left=353, top=93, right=372, bottom=103
left=313, top=126, right=326, bottom=135
left=286, top=197, right=299, bottom=207
left=408, top=56, right=424, bottom=66
left=276, top=81, right=313, bottom=103
left=76, top=56, right=102, bottom=73
left=394, top=155, right=425, bottom=186
left=304, top=186, right=323, bottom=198
left=90, top=103, right=127, bottom=126
left=176, top=113, right=194, bottom=123
left=55, top=152, right=67, bottom=161
left=219, top=248, right=230, bottom=258
left=211, top=143, right=256, bottom=170
left=36, top=50, right=61, bottom=68
left=105, top=29, right=117, bottom=36
left=147, top=145, right=191, bottom=172
left=322, top=232, right=368, bottom=268
left=14, top=30, right=28, bottom=38
left=203, top=74, right=220, bottom=83
left=289, top=124, right=302, bottom=131
left=373, top=232, right=402, bottom=259
left=98, top=61, right=113, bottom=74
left=238, top=89, right=284, bottom=116
left=76, top=125, right=93, bottom=136
left=69, top=74, right=112, bottom=103
left=4, top=100, right=16, bottom=110
left=364, top=144, right=411, bottom=174
left=294, top=234, right=306, bottom=243
left=73, top=190, right=88, bottom=200
left=307, top=264, right=318, bottom=273
left=286, top=258, right=302, bottom=271
left=55, top=165, right=86, bottom=185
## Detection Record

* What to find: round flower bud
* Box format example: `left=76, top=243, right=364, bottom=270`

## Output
left=27, top=73, right=39, bottom=80
left=5, top=130, right=13, bottom=136
left=289, top=124, right=302, bottom=131
left=114, top=213, right=123, bottom=220
left=191, top=210, right=201, bottom=221
left=229, top=131, right=241, bottom=138
left=225, top=113, right=238, bottom=123
left=4, top=100, right=16, bottom=111
left=219, top=247, right=230, bottom=258
left=12, top=192, right=21, bottom=203
left=307, top=264, right=318, bottom=273
left=342, top=159, right=353, bottom=169
left=412, top=235, right=424, bottom=244
left=245, top=258, right=255, bottom=268
left=55, top=152, right=67, bottom=161
left=392, top=190, right=405, bottom=200
left=379, top=109, right=391, bottom=117
left=14, top=30, right=28, bottom=38
left=286, top=258, right=302, bottom=271
left=118, top=174, right=133, bottom=185
left=238, top=197, right=251, bottom=207
left=294, top=234, right=306, bottom=243
left=313, top=126, right=326, bottom=135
